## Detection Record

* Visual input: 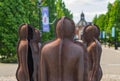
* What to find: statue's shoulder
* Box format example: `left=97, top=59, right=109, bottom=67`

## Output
left=74, top=40, right=86, bottom=48
left=18, top=39, right=28, bottom=47
left=90, top=39, right=101, bottom=48
left=41, top=39, right=58, bottom=52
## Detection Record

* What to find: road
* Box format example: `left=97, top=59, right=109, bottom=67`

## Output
left=0, top=46, right=120, bottom=81
left=101, top=46, right=120, bottom=81
left=0, top=63, right=17, bottom=81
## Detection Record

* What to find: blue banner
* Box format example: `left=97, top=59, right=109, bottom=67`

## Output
left=112, top=27, right=115, bottom=37
left=42, top=7, right=50, bottom=32
left=103, top=31, right=105, bottom=39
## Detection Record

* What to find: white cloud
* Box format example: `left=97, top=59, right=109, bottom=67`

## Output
left=63, top=0, right=115, bottom=23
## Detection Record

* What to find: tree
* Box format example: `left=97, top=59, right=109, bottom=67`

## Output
left=41, top=0, right=73, bottom=42
left=92, top=0, right=120, bottom=42
left=0, top=0, right=39, bottom=62
left=0, top=0, right=73, bottom=62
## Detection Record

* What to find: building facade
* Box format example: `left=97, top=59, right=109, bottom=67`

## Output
left=75, top=12, right=92, bottom=40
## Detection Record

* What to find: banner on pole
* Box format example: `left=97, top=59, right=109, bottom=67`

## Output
left=112, top=27, right=115, bottom=37
left=42, top=6, right=50, bottom=32
left=103, top=31, right=105, bottom=39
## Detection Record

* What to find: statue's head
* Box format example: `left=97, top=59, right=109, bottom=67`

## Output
left=55, top=16, right=75, bottom=39
left=27, top=24, right=34, bottom=41
left=33, top=29, right=40, bottom=42
left=82, top=24, right=100, bottom=42
left=18, top=24, right=28, bottom=39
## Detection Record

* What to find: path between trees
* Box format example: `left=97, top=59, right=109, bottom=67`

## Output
left=0, top=46, right=120, bottom=81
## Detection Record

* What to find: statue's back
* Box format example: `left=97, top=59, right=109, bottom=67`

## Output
left=40, top=39, right=84, bottom=81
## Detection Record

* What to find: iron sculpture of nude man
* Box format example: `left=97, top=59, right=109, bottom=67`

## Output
left=16, top=24, right=30, bottom=81
left=30, top=28, right=41, bottom=81
left=82, top=25, right=103, bottom=81
left=39, top=17, right=85, bottom=81
left=16, top=24, right=41, bottom=81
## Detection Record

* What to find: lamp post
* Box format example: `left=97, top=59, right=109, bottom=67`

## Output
left=38, top=0, right=42, bottom=42
left=38, top=0, right=42, bottom=28
left=114, top=24, right=118, bottom=50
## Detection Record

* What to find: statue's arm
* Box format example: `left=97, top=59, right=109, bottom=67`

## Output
left=40, top=50, right=47, bottom=81
left=38, top=44, right=42, bottom=81
left=91, top=45, right=99, bottom=81
left=76, top=42, right=89, bottom=81
left=77, top=52, right=84, bottom=81
left=21, top=43, right=29, bottom=80
left=84, top=50, right=89, bottom=81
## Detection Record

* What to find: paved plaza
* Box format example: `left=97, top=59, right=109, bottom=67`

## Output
left=0, top=46, right=120, bottom=81
left=101, top=46, right=120, bottom=81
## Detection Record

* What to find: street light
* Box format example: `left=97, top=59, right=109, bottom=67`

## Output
left=114, top=24, right=118, bottom=50
left=38, top=0, right=42, bottom=41
left=38, top=0, right=42, bottom=28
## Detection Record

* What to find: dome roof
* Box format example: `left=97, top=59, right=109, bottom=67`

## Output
left=77, top=12, right=87, bottom=27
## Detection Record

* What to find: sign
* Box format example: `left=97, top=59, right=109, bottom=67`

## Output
left=103, top=31, right=105, bottom=38
left=42, top=7, right=50, bottom=32
left=112, top=27, right=115, bottom=37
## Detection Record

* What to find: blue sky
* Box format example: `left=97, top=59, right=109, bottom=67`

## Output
left=63, top=0, right=115, bottom=23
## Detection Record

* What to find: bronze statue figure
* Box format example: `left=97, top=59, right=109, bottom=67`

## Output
left=40, top=17, right=84, bottom=81
left=16, top=24, right=30, bottom=81
left=82, top=25, right=103, bottom=81
left=74, top=40, right=89, bottom=81
left=27, top=24, right=34, bottom=81
left=30, top=28, right=41, bottom=81
left=16, top=24, right=41, bottom=81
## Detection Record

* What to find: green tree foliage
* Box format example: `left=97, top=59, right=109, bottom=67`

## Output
left=92, top=0, right=120, bottom=42
left=0, top=0, right=73, bottom=62
left=41, top=0, right=73, bottom=42
left=93, top=15, right=97, bottom=24
left=93, top=14, right=106, bottom=31
left=0, top=0, right=39, bottom=63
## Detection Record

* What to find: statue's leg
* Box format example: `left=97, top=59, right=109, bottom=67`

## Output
left=97, top=67, right=103, bottom=81
left=33, top=65, right=37, bottom=81
left=17, top=70, right=26, bottom=81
